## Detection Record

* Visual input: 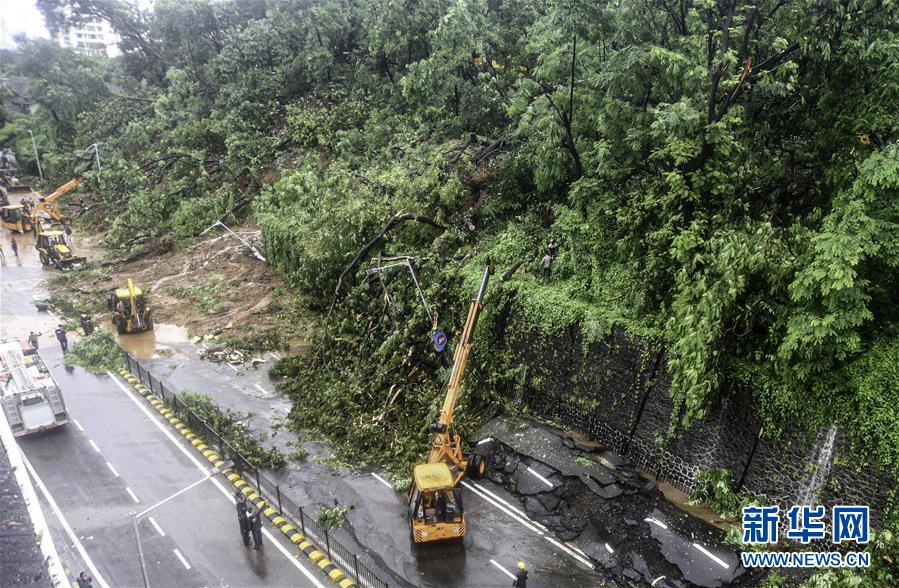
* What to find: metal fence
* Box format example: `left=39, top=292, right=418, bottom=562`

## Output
left=123, top=352, right=390, bottom=588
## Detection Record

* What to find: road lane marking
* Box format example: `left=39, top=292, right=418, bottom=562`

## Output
left=148, top=516, right=165, bottom=536
left=470, top=480, right=548, bottom=530
left=254, top=383, right=267, bottom=394
left=173, top=548, right=191, bottom=570
left=106, top=461, right=120, bottom=477
left=89, top=439, right=101, bottom=453
left=371, top=473, right=393, bottom=489
left=693, top=543, right=730, bottom=569
left=73, top=418, right=84, bottom=431
left=20, top=452, right=110, bottom=588
left=489, top=559, right=517, bottom=580
left=477, top=437, right=493, bottom=445
left=604, top=542, right=614, bottom=554
left=651, top=576, right=667, bottom=587
left=645, top=517, right=668, bottom=530
left=126, top=487, right=140, bottom=503
left=108, top=372, right=327, bottom=588
left=526, top=466, right=554, bottom=488
left=461, top=480, right=543, bottom=533
left=544, top=535, right=596, bottom=568
left=227, top=363, right=238, bottom=371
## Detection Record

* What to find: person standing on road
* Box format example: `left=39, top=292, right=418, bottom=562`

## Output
left=28, top=331, right=41, bottom=350
left=10, top=237, right=18, bottom=257
left=235, top=490, right=251, bottom=546
left=0, top=243, right=4, bottom=259
left=248, top=504, right=263, bottom=549
left=65, top=225, right=73, bottom=244
left=76, top=572, right=93, bottom=587
left=513, top=561, right=528, bottom=587
left=55, top=325, right=68, bottom=353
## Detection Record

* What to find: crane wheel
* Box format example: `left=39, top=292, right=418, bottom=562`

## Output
left=38, top=252, right=49, bottom=266
left=467, top=454, right=486, bottom=479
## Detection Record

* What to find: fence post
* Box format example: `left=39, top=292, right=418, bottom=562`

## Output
left=255, top=469, right=261, bottom=494
left=276, top=486, right=282, bottom=514
left=325, top=529, right=331, bottom=560
left=354, top=554, right=360, bottom=583
left=299, top=507, right=305, bottom=533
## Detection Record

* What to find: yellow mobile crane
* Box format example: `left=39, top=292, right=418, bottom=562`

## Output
left=408, top=260, right=492, bottom=543
left=30, top=178, right=82, bottom=230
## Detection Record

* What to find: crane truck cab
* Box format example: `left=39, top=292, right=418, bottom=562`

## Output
left=408, top=463, right=466, bottom=542
left=108, top=278, right=153, bottom=334
left=408, top=260, right=493, bottom=544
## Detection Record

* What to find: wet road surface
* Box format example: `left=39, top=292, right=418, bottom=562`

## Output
left=1, top=224, right=326, bottom=587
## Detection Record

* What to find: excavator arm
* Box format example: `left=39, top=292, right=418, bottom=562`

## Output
left=30, top=178, right=82, bottom=227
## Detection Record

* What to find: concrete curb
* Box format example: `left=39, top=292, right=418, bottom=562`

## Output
left=117, top=369, right=357, bottom=588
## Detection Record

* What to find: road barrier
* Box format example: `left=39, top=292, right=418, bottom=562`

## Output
left=121, top=352, right=390, bottom=588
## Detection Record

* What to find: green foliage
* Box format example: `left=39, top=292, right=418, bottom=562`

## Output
left=802, top=511, right=899, bottom=587
left=317, top=505, right=349, bottom=529
left=172, top=275, right=224, bottom=314
left=689, top=468, right=756, bottom=520
left=222, top=332, right=287, bottom=354
left=64, top=328, right=124, bottom=374
left=177, top=390, right=286, bottom=470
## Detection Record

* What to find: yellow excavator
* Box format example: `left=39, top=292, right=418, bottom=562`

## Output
left=30, top=178, right=82, bottom=231
left=1, top=203, right=33, bottom=233
left=108, top=279, right=153, bottom=334
left=34, top=221, right=86, bottom=270
left=408, top=260, right=492, bottom=543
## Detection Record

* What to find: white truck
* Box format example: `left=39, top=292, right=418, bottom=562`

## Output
left=0, top=341, right=68, bottom=436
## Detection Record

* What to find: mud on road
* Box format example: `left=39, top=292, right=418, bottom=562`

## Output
left=45, top=224, right=312, bottom=349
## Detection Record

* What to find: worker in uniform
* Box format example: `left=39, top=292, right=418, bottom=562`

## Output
left=248, top=504, right=263, bottom=549
left=10, top=237, right=18, bottom=257
left=55, top=325, right=69, bottom=353
left=235, top=490, right=251, bottom=546
left=76, top=572, right=93, bottom=587
left=28, top=331, right=41, bottom=350
left=513, top=561, right=528, bottom=587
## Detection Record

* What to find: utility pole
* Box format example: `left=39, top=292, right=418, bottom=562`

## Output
left=27, top=130, right=43, bottom=181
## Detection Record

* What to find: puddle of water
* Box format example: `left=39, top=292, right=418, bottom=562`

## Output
left=109, top=321, right=189, bottom=360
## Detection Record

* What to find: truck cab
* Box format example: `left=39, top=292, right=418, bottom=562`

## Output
left=408, top=462, right=465, bottom=543
left=0, top=341, right=68, bottom=436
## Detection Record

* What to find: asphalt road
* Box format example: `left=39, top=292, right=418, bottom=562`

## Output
left=2, top=225, right=327, bottom=587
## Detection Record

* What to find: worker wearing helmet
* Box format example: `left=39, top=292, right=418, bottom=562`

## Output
left=512, top=561, right=527, bottom=587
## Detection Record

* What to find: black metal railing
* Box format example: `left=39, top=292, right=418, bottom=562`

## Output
left=122, top=352, right=389, bottom=588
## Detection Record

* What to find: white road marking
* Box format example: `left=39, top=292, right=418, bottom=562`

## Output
left=567, top=542, right=589, bottom=558
left=645, top=517, right=668, bottom=530
left=489, top=559, right=517, bottom=580
left=126, top=486, right=140, bottom=503
left=604, top=542, right=614, bottom=554
left=371, top=472, right=393, bottom=489
left=254, top=384, right=267, bottom=394
left=148, top=516, right=165, bottom=536
left=526, top=466, right=554, bottom=488
left=461, top=480, right=542, bottom=534
left=693, top=542, right=730, bottom=569
left=89, top=439, right=101, bottom=453
left=173, top=548, right=191, bottom=570
left=544, top=535, right=596, bottom=568
left=271, top=352, right=281, bottom=360
left=20, top=453, right=111, bottom=588
left=227, top=363, right=238, bottom=371
left=73, top=418, right=84, bottom=431
left=477, top=437, right=493, bottom=445
left=108, top=372, right=327, bottom=588
left=469, top=481, right=544, bottom=529
left=106, top=461, right=120, bottom=477
left=651, top=576, right=667, bottom=587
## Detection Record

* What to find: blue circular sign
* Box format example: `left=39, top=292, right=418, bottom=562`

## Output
left=432, top=330, right=447, bottom=352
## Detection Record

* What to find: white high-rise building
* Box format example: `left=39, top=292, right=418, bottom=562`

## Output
left=55, top=18, right=120, bottom=58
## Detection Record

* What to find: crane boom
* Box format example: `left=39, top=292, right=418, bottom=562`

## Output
left=427, top=260, right=492, bottom=465
left=30, top=178, right=82, bottom=228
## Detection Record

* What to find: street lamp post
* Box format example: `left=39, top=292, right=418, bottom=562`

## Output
left=27, top=130, right=43, bottom=181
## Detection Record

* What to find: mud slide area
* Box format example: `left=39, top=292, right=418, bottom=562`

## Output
left=473, top=417, right=756, bottom=588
